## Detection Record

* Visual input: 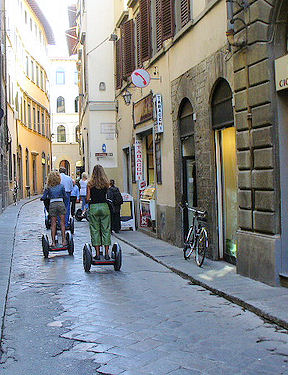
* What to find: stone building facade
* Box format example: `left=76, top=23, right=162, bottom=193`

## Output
left=231, top=0, right=288, bottom=286
left=110, top=0, right=288, bottom=286
left=171, top=48, right=234, bottom=259
left=0, top=0, right=8, bottom=212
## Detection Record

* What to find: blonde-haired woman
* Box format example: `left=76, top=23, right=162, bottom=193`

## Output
left=41, top=170, right=67, bottom=247
left=86, top=165, right=111, bottom=260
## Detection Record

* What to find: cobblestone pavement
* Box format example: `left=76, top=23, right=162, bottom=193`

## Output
left=1, top=199, right=288, bottom=374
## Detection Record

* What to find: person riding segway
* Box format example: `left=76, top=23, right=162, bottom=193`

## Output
left=82, top=165, right=121, bottom=272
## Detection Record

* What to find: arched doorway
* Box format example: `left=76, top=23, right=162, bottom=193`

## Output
left=178, top=98, right=197, bottom=237
left=212, top=79, right=237, bottom=264
left=59, top=160, right=70, bottom=175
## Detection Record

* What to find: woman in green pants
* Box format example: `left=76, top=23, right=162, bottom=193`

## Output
left=86, top=165, right=111, bottom=260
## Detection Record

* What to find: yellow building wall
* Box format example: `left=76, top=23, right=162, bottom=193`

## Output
left=18, top=123, right=51, bottom=196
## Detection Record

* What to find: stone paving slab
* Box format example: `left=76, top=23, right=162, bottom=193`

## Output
left=114, top=230, right=288, bottom=330
left=0, top=197, right=39, bottom=339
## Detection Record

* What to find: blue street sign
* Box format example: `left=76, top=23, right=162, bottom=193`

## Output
left=102, top=144, right=106, bottom=153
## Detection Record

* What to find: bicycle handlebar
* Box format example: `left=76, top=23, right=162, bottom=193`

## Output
left=179, top=202, right=207, bottom=217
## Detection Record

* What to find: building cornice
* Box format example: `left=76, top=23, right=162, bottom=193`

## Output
left=116, top=11, right=129, bottom=28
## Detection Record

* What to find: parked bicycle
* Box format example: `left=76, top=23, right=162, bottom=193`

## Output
left=180, top=203, right=208, bottom=267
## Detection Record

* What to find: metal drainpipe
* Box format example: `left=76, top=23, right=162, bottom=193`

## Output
left=226, top=0, right=234, bottom=33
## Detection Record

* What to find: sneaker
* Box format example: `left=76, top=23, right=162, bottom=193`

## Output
left=105, top=254, right=110, bottom=260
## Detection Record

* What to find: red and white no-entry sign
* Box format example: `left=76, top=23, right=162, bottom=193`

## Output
left=131, top=69, right=151, bottom=88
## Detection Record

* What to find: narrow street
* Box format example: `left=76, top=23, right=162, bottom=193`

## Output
left=0, top=199, right=288, bottom=375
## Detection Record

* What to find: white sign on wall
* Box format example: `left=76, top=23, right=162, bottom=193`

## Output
left=131, top=69, right=151, bottom=88
left=275, top=54, right=288, bottom=92
left=153, top=94, right=164, bottom=133
left=135, top=139, right=143, bottom=181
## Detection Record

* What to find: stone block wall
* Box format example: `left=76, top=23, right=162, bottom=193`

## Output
left=233, top=0, right=281, bottom=284
left=171, top=48, right=233, bottom=257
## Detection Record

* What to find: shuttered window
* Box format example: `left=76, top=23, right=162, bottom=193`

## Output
left=140, top=0, right=152, bottom=62
left=136, top=13, right=142, bottom=67
left=155, top=0, right=162, bottom=52
left=122, top=19, right=135, bottom=78
left=180, top=0, right=191, bottom=28
left=162, top=0, right=174, bottom=40
left=115, top=38, right=123, bottom=90
left=155, top=0, right=174, bottom=52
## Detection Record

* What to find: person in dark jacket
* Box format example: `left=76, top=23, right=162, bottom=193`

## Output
left=107, top=179, right=123, bottom=233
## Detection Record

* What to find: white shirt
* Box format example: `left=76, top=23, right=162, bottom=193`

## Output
left=60, top=173, right=73, bottom=193
left=79, top=179, right=88, bottom=196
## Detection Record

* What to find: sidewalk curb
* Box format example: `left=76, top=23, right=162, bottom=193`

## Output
left=0, top=196, right=40, bottom=355
left=114, top=233, right=288, bottom=330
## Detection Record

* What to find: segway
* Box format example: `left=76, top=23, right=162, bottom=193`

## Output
left=42, top=231, right=74, bottom=258
left=75, top=208, right=89, bottom=222
left=83, top=243, right=122, bottom=272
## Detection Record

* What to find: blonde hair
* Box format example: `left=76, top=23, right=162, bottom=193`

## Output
left=81, top=172, right=88, bottom=180
left=88, top=165, right=109, bottom=189
left=47, top=171, right=61, bottom=188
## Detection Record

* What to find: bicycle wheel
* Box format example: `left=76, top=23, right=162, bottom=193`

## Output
left=183, top=243, right=193, bottom=260
left=195, top=227, right=208, bottom=267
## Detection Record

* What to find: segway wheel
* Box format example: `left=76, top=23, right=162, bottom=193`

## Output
left=112, top=243, right=122, bottom=271
left=83, top=243, right=92, bottom=272
left=42, top=234, right=49, bottom=258
left=66, top=232, right=74, bottom=255
left=75, top=209, right=83, bottom=222
left=69, top=217, right=75, bottom=234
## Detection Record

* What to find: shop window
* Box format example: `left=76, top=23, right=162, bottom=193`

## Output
left=57, top=96, right=65, bottom=113
left=155, top=140, right=162, bottom=184
left=57, top=125, right=66, bottom=142
left=146, top=134, right=154, bottom=185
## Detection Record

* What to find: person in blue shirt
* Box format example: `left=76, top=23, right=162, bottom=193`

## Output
left=59, top=167, right=73, bottom=227
left=70, top=180, right=80, bottom=217
left=41, top=171, right=67, bottom=247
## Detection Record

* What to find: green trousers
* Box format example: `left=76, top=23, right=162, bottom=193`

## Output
left=89, top=203, right=111, bottom=246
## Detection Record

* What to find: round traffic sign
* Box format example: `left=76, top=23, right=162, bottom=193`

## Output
left=131, top=69, right=151, bottom=88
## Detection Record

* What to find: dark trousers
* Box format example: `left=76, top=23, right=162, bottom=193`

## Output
left=70, top=196, right=77, bottom=217
left=111, top=211, right=121, bottom=233
left=64, top=192, right=71, bottom=226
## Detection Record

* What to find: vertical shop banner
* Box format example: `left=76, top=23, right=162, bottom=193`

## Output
left=153, top=94, right=164, bottom=133
left=135, top=139, right=143, bottom=181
